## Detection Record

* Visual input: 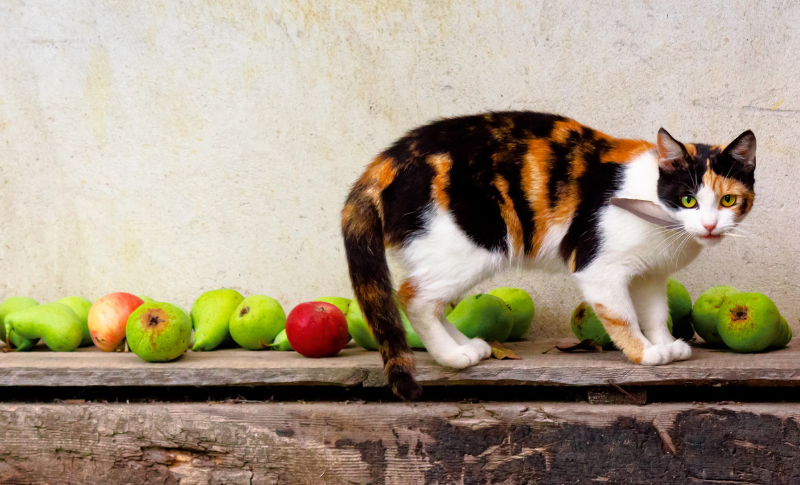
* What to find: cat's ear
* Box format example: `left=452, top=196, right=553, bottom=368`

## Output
left=722, top=130, right=757, bottom=173
left=657, top=128, right=688, bottom=172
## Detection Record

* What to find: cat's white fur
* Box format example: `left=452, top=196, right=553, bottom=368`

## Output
left=394, top=149, right=741, bottom=369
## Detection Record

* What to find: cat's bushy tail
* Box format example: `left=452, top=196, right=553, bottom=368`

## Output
left=341, top=182, right=423, bottom=401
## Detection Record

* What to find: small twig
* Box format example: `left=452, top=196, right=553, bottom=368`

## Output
left=607, top=379, right=645, bottom=405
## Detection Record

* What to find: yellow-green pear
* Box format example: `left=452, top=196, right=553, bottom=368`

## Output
left=488, top=288, right=535, bottom=341
left=55, top=296, right=93, bottom=347
left=314, top=297, right=351, bottom=315
left=0, top=297, right=39, bottom=351
left=190, top=289, right=244, bottom=351
left=4, top=302, right=83, bottom=352
left=229, top=295, right=287, bottom=350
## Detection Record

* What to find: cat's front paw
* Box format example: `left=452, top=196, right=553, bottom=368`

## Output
left=670, top=339, right=692, bottom=361
left=466, top=338, right=492, bottom=360
left=640, top=344, right=674, bottom=366
left=436, top=344, right=485, bottom=369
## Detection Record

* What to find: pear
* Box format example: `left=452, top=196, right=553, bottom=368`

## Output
left=447, top=294, right=514, bottom=343
left=667, top=279, right=694, bottom=341
left=0, top=297, right=40, bottom=351
left=488, top=287, right=535, bottom=341
left=345, top=301, right=425, bottom=350
left=137, top=295, right=155, bottom=303
left=570, top=302, right=615, bottom=350
left=270, top=329, right=293, bottom=351
left=314, top=297, right=351, bottom=315
left=774, top=315, right=792, bottom=348
left=691, top=286, right=739, bottom=347
left=717, top=292, right=784, bottom=353
left=127, top=302, right=192, bottom=362
left=190, top=289, right=244, bottom=351
left=4, top=302, right=83, bottom=352
left=229, top=295, right=287, bottom=350
left=55, top=296, right=93, bottom=347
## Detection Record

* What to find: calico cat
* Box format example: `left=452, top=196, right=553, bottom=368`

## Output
left=342, top=111, right=756, bottom=401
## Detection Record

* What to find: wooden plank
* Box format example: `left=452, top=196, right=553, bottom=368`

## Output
left=2, top=339, right=800, bottom=388
left=2, top=401, right=800, bottom=484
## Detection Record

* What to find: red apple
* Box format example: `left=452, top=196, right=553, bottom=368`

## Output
left=285, top=302, right=349, bottom=358
left=88, top=292, right=144, bottom=351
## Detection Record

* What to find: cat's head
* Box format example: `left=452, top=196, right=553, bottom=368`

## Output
left=656, top=128, right=756, bottom=246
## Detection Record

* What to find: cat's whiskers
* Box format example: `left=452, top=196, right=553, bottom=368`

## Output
left=649, top=229, right=689, bottom=262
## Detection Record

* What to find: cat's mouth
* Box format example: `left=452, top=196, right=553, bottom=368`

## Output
left=696, top=233, right=723, bottom=245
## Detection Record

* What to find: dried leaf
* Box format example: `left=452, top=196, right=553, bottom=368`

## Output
left=556, top=339, right=604, bottom=353
left=488, top=341, right=522, bottom=360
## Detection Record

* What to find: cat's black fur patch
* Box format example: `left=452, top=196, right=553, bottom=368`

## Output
left=559, top=135, right=623, bottom=272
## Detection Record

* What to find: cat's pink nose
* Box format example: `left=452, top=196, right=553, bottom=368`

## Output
left=703, top=222, right=717, bottom=233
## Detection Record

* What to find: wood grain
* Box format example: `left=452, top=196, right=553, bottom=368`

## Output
left=2, top=401, right=800, bottom=484
left=2, top=339, right=800, bottom=388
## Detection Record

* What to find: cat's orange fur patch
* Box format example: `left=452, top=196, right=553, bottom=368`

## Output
left=522, top=138, right=553, bottom=253
left=493, top=175, right=525, bottom=256
left=397, top=280, right=417, bottom=309
left=551, top=119, right=583, bottom=144
left=601, top=138, right=655, bottom=164
left=428, top=154, right=452, bottom=210
left=341, top=198, right=372, bottom=239
left=702, top=170, right=754, bottom=216
left=593, top=304, right=644, bottom=364
left=683, top=143, right=698, bottom=157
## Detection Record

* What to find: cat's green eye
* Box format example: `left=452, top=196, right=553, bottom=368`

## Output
left=721, top=194, right=737, bottom=207
left=681, top=196, right=697, bottom=208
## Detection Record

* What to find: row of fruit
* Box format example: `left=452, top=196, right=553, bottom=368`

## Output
left=1, top=281, right=794, bottom=361
left=0, top=286, right=535, bottom=362
left=570, top=279, right=793, bottom=353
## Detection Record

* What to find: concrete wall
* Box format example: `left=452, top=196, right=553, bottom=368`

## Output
left=1, top=1, right=798, bottom=337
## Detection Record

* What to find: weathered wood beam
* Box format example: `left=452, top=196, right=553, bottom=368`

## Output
left=1, top=402, right=799, bottom=484
left=3, top=339, right=800, bottom=389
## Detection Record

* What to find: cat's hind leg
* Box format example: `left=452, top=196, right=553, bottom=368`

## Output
left=396, top=209, right=502, bottom=368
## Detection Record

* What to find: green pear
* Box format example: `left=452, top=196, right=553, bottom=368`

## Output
left=488, top=287, right=535, bottom=341
left=570, top=302, right=673, bottom=350
left=229, top=295, right=286, bottom=350
left=345, top=301, right=425, bottom=350
left=691, top=286, right=739, bottom=347
left=137, top=295, right=155, bottom=303
left=4, top=302, right=83, bottom=352
left=0, top=297, right=40, bottom=351
left=270, top=329, right=293, bottom=351
left=314, top=297, right=351, bottom=315
left=774, top=316, right=792, bottom=348
left=190, top=289, right=244, bottom=351
left=717, top=292, right=783, bottom=353
left=570, top=302, right=615, bottom=350
left=55, top=296, right=93, bottom=347
left=447, top=294, right=514, bottom=343
left=667, top=279, right=694, bottom=341
left=127, top=302, right=192, bottom=362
